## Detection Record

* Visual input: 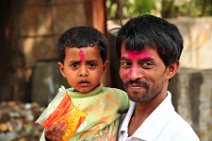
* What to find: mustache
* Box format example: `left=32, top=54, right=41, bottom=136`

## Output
left=126, top=79, right=149, bottom=88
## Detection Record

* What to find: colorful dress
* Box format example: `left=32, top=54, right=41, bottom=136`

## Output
left=40, top=84, right=129, bottom=141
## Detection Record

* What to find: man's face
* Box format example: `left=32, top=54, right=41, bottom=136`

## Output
left=119, top=44, right=172, bottom=102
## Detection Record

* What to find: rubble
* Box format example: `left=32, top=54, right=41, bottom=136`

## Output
left=0, top=101, right=44, bottom=141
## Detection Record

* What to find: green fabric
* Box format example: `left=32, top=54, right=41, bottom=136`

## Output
left=40, top=84, right=129, bottom=141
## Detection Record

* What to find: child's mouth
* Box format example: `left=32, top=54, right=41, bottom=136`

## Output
left=79, top=81, right=89, bottom=87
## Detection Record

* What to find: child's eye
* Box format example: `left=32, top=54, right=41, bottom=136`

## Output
left=88, top=61, right=97, bottom=68
left=71, top=62, right=79, bottom=68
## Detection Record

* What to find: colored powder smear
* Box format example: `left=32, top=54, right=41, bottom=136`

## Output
left=79, top=50, right=85, bottom=61
left=125, top=51, right=151, bottom=78
left=126, top=51, right=150, bottom=60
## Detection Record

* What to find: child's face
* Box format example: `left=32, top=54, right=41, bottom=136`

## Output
left=58, top=47, right=108, bottom=93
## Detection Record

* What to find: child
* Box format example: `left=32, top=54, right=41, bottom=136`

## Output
left=39, top=26, right=129, bottom=141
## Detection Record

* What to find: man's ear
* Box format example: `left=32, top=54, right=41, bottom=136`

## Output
left=166, top=61, right=179, bottom=79
left=57, top=62, right=66, bottom=78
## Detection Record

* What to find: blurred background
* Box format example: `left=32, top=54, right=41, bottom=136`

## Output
left=0, top=0, right=211, bottom=140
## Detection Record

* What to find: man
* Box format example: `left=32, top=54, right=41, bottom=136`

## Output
left=116, top=15, right=200, bottom=141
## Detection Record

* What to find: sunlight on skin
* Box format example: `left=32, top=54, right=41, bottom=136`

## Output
left=79, top=49, right=85, bottom=61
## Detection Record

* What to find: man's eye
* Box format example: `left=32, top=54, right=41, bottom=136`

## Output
left=142, top=62, right=153, bottom=69
left=121, top=61, right=131, bottom=68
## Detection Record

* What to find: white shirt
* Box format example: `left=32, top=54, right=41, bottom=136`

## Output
left=118, top=92, right=200, bottom=141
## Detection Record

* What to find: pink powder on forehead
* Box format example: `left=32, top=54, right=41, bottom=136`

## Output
left=126, top=51, right=150, bottom=60
left=79, top=49, right=85, bottom=61
left=125, top=51, right=151, bottom=78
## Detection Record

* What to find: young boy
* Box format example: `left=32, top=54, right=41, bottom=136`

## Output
left=39, top=26, right=129, bottom=141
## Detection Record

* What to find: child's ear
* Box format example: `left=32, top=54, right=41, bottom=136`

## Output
left=57, top=62, right=66, bottom=78
left=103, top=60, right=109, bottom=72
left=166, top=61, right=179, bottom=79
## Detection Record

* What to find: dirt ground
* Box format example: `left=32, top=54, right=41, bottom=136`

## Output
left=0, top=101, right=44, bottom=141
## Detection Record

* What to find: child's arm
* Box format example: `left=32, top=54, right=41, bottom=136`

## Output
left=44, top=122, right=66, bottom=141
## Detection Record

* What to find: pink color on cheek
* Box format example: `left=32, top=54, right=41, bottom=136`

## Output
left=79, top=50, right=85, bottom=61
left=127, top=71, right=131, bottom=78
left=126, top=65, right=139, bottom=78
left=125, top=51, right=150, bottom=78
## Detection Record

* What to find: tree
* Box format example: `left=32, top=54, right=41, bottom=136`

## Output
left=106, top=0, right=212, bottom=19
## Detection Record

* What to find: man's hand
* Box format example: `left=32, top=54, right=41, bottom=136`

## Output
left=45, top=122, right=66, bottom=141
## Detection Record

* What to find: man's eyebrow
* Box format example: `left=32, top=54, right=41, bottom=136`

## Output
left=120, top=57, right=130, bottom=61
left=140, top=56, right=153, bottom=60
left=120, top=56, right=153, bottom=61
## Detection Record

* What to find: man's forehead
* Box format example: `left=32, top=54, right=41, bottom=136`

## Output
left=121, top=47, right=151, bottom=59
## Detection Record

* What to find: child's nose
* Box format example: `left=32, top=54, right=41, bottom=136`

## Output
left=79, top=65, right=88, bottom=76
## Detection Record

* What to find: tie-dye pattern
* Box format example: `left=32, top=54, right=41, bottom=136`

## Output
left=50, top=84, right=129, bottom=141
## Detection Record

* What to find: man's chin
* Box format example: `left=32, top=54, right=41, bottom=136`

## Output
left=127, top=90, right=150, bottom=102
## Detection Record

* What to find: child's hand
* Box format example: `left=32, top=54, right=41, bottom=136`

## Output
left=44, top=122, right=66, bottom=141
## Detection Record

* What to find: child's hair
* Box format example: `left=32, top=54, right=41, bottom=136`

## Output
left=57, top=26, right=108, bottom=63
left=116, top=14, right=183, bottom=67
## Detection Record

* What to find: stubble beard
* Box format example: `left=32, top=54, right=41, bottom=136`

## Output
left=126, top=81, right=164, bottom=103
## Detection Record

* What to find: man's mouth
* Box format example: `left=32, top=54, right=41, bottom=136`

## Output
left=128, top=83, right=141, bottom=89
left=126, top=81, right=149, bottom=89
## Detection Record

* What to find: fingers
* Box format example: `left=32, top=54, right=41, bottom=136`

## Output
left=45, top=122, right=67, bottom=141
left=59, top=122, right=67, bottom=135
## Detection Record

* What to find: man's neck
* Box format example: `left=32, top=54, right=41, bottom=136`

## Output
left=128, top=91, right=168, bottom=136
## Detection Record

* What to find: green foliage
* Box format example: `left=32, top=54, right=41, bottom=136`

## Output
left=106, top=0, right=118, bottom=18
left=128, top=0, right=155, bottom=16
left=106, top=0, right=212, bottom=19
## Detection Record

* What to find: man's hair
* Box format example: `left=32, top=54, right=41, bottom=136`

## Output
left=115, top=14, right=183, bottom=66
left=57, top=26, right=107, bottom=63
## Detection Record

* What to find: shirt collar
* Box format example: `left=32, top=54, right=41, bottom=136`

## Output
left=119, top=92, right=175, bottom=141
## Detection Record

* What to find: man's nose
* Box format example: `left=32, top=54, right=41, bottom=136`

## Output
left=128, top=65, right=142, bottom=80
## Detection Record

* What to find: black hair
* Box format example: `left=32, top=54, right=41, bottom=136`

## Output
left=57, top=26, right=107, bottom=63
left=115, top=14, right=183, bottom=66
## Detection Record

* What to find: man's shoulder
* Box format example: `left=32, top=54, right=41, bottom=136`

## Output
left=162, top=112, right=200, bottom=141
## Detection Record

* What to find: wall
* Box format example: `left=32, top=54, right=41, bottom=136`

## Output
left=168, top=17, right=212, bottom=141
left=169, top=69, right=212, bottom=141
left=169, top=17, right=212, bottom=69
left=18, top=0, right=107, bottom=106
left=19, top=0, right=88, bottom=106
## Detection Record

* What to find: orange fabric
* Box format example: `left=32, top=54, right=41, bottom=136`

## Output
left=42, top=92, right=87, bottom=141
